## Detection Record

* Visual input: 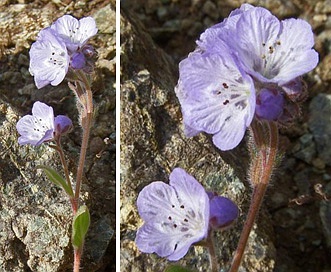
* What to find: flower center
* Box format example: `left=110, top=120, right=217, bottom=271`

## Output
left=33, top=116, right=52, bottom=136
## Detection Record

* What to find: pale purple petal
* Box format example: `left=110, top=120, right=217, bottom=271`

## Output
left=231, top=9, right=318, bottom=85
left=135, top=168, right=209, bottom=261
left=16, top=101, right=55, bottom=146
left=51, top=15, right=98, bottom=52
left=232, top=7, right=280, bottom=83
left=29, top=28, right=69, bottom=89
left=176, top=51, right=255, bottom=151
left=268, top=19, right=319, bottom=84
left=197, top=3, right=254, bottom=52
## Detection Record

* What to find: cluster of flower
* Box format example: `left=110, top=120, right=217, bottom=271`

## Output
left=17, top=15, right=98, bottom=146
left=135, top=168, right=239, bottom=260
left=175, top=4, right=318, bottom=151
left=29, top=15, right=98, bottom=89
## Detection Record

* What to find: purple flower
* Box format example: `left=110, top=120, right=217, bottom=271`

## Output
left=16, top=101, right=72, bottom=146
left=29, top=15, right=98, bottom=88
left=135, top=168, right=210, bottom=261
left=208, top=193, right=239, bottom=230
left=51, top=15, right=98, bottom=52
left=176, top=4, right=318, bottom=150
left=226, top=8, right=318, bottom=85
left=29, top=28, right=70, bottom=89
left=176, top=50, right=256, bottom=151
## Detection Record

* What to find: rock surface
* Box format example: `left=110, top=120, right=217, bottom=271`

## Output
left=0, top=1, right=115, bottom=271
left=120, top=8, right=276, bottom=272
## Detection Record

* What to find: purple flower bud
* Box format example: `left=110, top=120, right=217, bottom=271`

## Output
left=255, top=88, right=284, bottom=120
left=55, top=115, right=73, bottom=136
left=208, top=193, right=239, bottom=230
left=82, top=44, right=97, bottom=59
left=70, top=52, right=86, bottom=70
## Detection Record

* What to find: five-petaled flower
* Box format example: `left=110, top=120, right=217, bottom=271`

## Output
left=16, top=101, right=72, bottom=146
left=135, top=168, right=238, bottom=260
left=176, top=3, right=318, bottom=151
left=29, top=15, right=98, bottom=89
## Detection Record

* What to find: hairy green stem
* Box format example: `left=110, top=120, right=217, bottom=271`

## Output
left=73, top=72, right=93, bottom=206
left=70, top=71, right=93, bottom=272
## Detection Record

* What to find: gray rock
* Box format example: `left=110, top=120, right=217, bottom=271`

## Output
left=293, top=133, right=316, bottom=164
left=120, top=8, right=275, bottom=272
left=308, top=94, right=331, bottom=166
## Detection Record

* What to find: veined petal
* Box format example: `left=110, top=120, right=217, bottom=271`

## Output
left=51, top=15, right=98, bottom=52
left=197, top=3, right=254, bottom=52
left=269, top=19, right=319, bottom=84
left=176, top=51, right=255, bottom=150
left=32, top=101, right=55, bottom=129
left=233, top=7, right=280, bottom=82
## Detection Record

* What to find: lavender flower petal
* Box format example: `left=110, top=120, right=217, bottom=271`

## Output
left=271, top=19, right=319, bottom=84
left=176, top=51, right=256, bottom=151
left=233, top=8, right=318, bottom=84
left=51, top=15, right=98, bottom=52
left=70, top=52, right=86, bottom=69
left=197, top=3, right=254, bottom=52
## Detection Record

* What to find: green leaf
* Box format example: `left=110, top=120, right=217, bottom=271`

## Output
left=164, top=265, right=193, bottom=272
left=37, top=165, right=74, bottom=197
left=72, top=205, right=90, bottom=249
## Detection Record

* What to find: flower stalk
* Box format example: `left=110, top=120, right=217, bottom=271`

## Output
left=229, top=121, right=279, bottom=272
